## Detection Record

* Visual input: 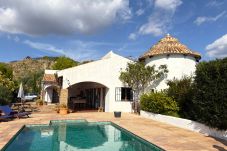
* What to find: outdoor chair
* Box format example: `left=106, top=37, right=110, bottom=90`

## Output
left=0, top=105, right=30, bottom=118
left=0, top=110, right=12, bottom=121
left=0, top=114, right=12, bottom=121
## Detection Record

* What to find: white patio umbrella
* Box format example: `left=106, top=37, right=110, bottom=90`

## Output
left=17, top=83, right=25, bottom=103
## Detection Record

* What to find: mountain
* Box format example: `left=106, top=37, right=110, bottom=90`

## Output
left=8, top=56, right=57, bottom=80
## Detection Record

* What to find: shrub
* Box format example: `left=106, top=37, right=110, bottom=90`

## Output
left=119, top=62, right=168, bottom=103
left=193, top=58, right=227, bottom=130
left=140, top=92, right=179, bottom=116
left=166, top=76, right=195, bottom=119
left=19, top=70, right=44, bottom=94
left=0, top=63, right=13, bottom=79
left=0, top=85, right=13, bottom=105
left=52, top=56, right=78, bottom=70
left=0, top=70, right=16, bottom=105
left=36, top=99, right=43, bottom=106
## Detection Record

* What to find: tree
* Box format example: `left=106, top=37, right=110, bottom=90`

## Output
left=166, top=76, right=195, bottom=118
left=0, top=71, right=17, bottom=105
left=19, top=70, right=44, bottom=94
left=0, top=63, right=13, bottom=79
left=52, top=56, right=78, bottom=70
left=0, top=86, right=13, bottom=105
left=193, top=58, right=227, bottom=130
left=119, top=62, right=168, bottom=101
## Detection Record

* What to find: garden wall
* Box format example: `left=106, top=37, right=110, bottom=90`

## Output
left=140, top=110, right=227, bottom=141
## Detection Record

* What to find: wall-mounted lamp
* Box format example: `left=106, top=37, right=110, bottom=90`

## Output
left=65, top=78, right=71, bottom=86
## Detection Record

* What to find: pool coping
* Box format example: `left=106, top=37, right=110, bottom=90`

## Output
left=111, top=122, right=165, bottom=151
left=1, top=119, right=165, bottom=151
left=1, top=125, right=25, bottom=151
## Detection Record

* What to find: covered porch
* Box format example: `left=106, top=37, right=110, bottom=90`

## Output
left=67, top=82, right=108, bottom=112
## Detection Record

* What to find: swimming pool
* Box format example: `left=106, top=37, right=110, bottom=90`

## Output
left=2, top=120, right=164, bottom=151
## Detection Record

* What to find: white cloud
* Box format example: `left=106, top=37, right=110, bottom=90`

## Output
left=14, top=36, right=20, bottom=42
left=138, top=12, right=168, bottom=36
left=24, top=40, right=65, bottom=54
left=0, top=0, right=131, bottom=36
left=135, top=9, right=145, bottom=16
left=131, top=0, right=182, bottom=38
left=6, top=34, right=20, bottom=42
left=128, top=33, right=137, bottom=40
left=154, top=0, right=182, bottom=12
left=23, top=39, right=112, bottom=61
left=206, top=34, right=227, bottom=58
left=194, top=11, right=226, bottom=26
left=206, top=0, right=224, bottom=7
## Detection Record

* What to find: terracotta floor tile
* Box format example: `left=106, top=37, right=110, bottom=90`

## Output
left=0, top=112, right=226, bottom=150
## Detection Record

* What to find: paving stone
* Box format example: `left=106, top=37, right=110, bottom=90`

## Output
left=0, top=112, right=226, bottom=150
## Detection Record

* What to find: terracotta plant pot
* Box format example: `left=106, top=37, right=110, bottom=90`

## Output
left=37, top=103, right=43, bottom=107
left=59, top=108, right=68, bottom=115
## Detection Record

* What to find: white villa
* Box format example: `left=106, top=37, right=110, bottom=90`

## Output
left=41, top=34, right=201, bottom=112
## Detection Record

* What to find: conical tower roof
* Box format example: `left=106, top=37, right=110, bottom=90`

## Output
left=139, top=34, right=201, bottom=60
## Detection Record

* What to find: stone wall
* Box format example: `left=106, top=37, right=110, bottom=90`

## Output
left=59, top=89, right=68, bottom=105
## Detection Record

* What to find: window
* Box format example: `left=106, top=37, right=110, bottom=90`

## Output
left=115, top=87, right=133, bottom=102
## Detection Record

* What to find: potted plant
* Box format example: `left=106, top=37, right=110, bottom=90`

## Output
left=36, top=99, right=43, bottom=106
left=54, top=104, right=60, bottom=113
left=59, top=103, right=68, bottom=115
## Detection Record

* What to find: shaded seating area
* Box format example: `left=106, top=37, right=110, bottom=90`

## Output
left=11, top=103, right=33, bottom=112
left=68, top=83, right=107, bottom=112
left=0, top=105, right=30, bottom=119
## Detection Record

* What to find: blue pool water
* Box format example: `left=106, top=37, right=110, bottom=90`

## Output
left=2, top=120, right=163, bottom=151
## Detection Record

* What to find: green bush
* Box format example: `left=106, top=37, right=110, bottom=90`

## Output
left=52, top=56, right=78, bottom=70
left=193, top=58, right=227, bottom=130
left=0, top=68, right=16, bottom=105
left=0, top=85, right=13, bottom=105
left=19, top=70, right=44, bottom=94
left=167, top=76, right=195, bottom=119
left=0, top=63, right=13, bottom=79
left=140, top=92, right=179, bottom=116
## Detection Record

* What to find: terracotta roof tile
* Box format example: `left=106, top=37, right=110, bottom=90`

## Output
left=42, top=74, right=57, bottom=82
left=139, top=34, right=201, bottom=60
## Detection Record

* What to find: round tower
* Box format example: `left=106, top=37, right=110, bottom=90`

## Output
left=139, top=34, right=201, bottom=90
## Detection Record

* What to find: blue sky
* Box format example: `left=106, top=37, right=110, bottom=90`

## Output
left=0, top=0, right=227, bottom=62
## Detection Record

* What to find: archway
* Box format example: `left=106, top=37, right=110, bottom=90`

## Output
left=67, top=82, right=109, bottom=112
left=43, top=85, right=59, bottom=104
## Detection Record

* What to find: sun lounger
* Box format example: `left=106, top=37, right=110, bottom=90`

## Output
left=0, top=114, right=12, bottom=121
left=0, top=105, right=30, bottom=118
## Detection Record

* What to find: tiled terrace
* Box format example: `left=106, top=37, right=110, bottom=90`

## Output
left=0, top=112, right=226, bottom=151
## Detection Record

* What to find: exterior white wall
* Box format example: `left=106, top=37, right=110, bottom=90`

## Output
left=43, top=84, right=58, bottom=103
left=145, top=54, right=197, bottom=90
left=141, top=110, right=227, bottom=141
left=107, top=88, right=132, bottom=112
left=57, top=52, right=133, bottom=112
left=45, top=70, right=59, bottom=74
left=45, top=53, right=198, bottom=112
left=45, top=88, right=53, bottom=103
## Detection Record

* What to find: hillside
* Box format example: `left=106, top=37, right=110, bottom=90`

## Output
left=8, top=56, right=57, bottom=80
left=4, top=56, right=80, bottom=94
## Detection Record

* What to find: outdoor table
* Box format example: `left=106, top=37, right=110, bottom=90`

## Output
left=12, top=103, right=33, bottom=112
left=72, top=99, right=86, bottom=111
